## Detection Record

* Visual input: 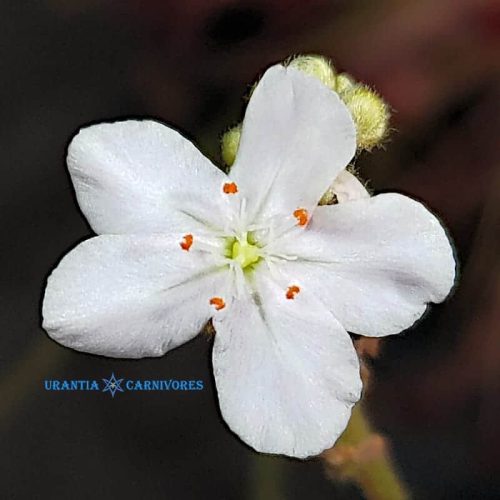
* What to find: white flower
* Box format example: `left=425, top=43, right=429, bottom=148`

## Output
left=42, top=64, right=456, bottom=459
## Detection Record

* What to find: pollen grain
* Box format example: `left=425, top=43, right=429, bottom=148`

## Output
left=223, top=182, right=238, bottom=194
left=209, top=297, right=226, bottom=310
left=286, top=285, right=301, bottom=300
left=293, top=208, right=308, bottom=226
left=180, top=234, right=193, bottom=251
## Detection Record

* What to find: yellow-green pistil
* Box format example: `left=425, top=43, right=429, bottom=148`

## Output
left=229, top=235, right=261, bottom=269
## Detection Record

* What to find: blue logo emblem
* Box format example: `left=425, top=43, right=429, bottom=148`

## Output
left=101, top=373, right=124, bottom=398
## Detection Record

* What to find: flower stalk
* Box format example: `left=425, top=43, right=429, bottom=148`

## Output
left=323, top=404, right=409, bottom=500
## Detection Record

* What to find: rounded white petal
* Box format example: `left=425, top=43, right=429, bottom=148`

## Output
left=42, top=234, right=228, bottom=358
left=229, top=65, right=356, bottom=224
left=67, top=119, right=232, bottom=234
left=212, top=266, right=362, bottom=459
left=269, top=193, right=456, bottom=337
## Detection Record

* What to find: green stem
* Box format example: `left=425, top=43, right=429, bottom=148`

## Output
left=333, top=404, right=409, bottom=500
left=247, top=454, right=286, bottom=500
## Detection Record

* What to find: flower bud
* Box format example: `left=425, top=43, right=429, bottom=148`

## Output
left=342, top=86, right=390, bottom=150
left=334, top=73, right=356, bottom=94
left=221, top=124, right=241, bottom=167
left=287, top=55, right=336, bottom=90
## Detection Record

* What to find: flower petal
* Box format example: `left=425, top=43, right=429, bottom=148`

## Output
left=42, top=234, right=228, bottom=358
left=67, top=119, right=231, bottom=234
left=268, top=193, right=456, bottom=337
left=212, top=266, right=361, bottom=458
left=229, top=65, right=356, bottom=223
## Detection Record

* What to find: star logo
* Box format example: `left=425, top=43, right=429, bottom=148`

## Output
left=101, top=373, right=124, bottom=398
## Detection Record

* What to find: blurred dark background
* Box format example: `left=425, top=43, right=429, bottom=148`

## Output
left=1, top=0, right=499, bottom=498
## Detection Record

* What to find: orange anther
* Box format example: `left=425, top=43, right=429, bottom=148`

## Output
left=209, top=297, right=226, bottom=310
left=286, top=285, right=300, bottom=300
left=293, top=208, right=308, bottom=226
left=180, top=234, right=193, bottom=251
left=223, top=182, right=238, bottom=194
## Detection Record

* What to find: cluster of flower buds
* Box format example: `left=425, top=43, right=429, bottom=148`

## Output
left=221, top=54, right=391, bottom=168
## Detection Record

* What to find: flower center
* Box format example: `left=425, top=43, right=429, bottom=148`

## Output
left=229, top=234, right=261, bottom=269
